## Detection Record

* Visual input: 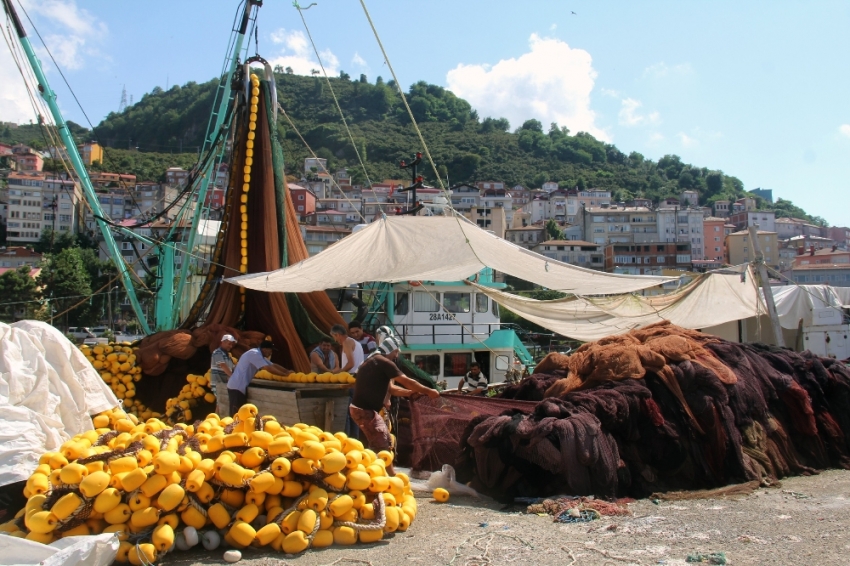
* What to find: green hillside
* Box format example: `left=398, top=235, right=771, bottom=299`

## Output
left=1, top=73, right=825, bottom=224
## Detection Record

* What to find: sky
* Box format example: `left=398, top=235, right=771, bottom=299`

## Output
left=2, top=0, right=849, bottom=227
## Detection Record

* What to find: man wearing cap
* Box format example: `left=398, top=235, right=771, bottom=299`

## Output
left=350, top=336, right=439, bottom=474
left=210, top=335, right=237, bottom=396
left=227, top=340, right=292, bottom=417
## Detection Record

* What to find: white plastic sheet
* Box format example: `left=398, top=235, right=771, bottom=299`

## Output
left=770, top=284, right=848, bottom=328
left=0, top=321, right=119, bottom=486
left=0, top=533, right=119, bottom=566
left=227, top=216, right=673, bottom=295
left=473, top=267, right=763, bottom=341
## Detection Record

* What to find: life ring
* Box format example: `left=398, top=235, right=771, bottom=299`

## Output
left=408, top=281, right=422, bottom=286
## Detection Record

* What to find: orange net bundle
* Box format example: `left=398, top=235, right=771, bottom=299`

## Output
left=133, top=79, right=344, bottom=414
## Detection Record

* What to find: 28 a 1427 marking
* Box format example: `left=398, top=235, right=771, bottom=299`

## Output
left=429, top=313, right=454, bottom=321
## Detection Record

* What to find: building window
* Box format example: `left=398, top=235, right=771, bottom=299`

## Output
left=413, top=291, right=439, bottom=312
left=475, top=294, right=489, bottom=313
left=413, top=354, right=440, bottom=376
left=443, top=353, right=472, bottom=377
left=443, top=292, right=470, bottom=313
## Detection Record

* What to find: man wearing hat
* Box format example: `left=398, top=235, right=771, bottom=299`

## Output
left=349, top=335, right=439, bottom=474
left=227, top=339, right=292, bottom=417
left=210, top=335, right=237, bottom=397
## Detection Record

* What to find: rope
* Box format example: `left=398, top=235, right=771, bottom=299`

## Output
left=292, top=1, right=380, bottom=206
left=356, top=0, right=451, bottom=202
left=333, top=492, right=385, bottom=531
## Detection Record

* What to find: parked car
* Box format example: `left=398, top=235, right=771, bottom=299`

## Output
left=90, top=326, right=111, bottom=337
left=67, top=327, right=95, bottom=342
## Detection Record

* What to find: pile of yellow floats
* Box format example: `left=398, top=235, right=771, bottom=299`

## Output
left=254, top=369, right=356, bottom=384
left=163, top=371, right=217, bottom=424
left=79, top=343, right=160, bottom=421
left=1, top=403, right=419, bottom=563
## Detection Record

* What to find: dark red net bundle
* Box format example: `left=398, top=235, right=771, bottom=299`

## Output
left=409, top=321, right=850, bottom=502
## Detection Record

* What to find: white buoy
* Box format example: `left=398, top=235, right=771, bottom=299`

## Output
left=183, top=526, right=199, bottom=547
left=223, top=549, right=242, bottom=563
left=202, top=530, right=221, bottom=551
left=174, top=533, right=190, bottom=551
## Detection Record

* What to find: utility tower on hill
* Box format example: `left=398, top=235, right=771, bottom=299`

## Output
left=119, top=85, right=128, bottom=112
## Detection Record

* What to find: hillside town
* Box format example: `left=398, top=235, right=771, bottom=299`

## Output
left=2, top=139, right=848, bottom=297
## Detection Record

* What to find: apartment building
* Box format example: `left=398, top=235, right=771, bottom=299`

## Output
left=729, top=209, right=776, bottom=233
left=532, top=240, right=603, bottom=270
left=703, top=217, right=728, bottom=262
left=656, top=207, right=705, bottom=260
left=78, top=142, right=103, bottom=166
left=790, top=264, right=850, bottom=287
left=505, top=226, right=545, bottom=249
left=289, top=184, right=317, bottom=220
left=604, top=242, right=693, bottom=274
left=301, top=225, right=351, bottom=256
left=725, top=230, right=779, bottom=268
left=0, top=247, right=43, bottom=269
left=5, top=171, right=79, bottom=243
left=826, top=226, right=850, bottom=249
left=713, top=200, right=730, bottom=218
left=581, top=205, right=655, bottom=246
left=792, top=245, right=850, bottom=267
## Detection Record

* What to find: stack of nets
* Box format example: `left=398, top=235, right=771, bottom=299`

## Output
left=410, top=321, right=850, bottom=501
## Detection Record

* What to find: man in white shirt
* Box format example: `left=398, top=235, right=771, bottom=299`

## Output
left=332, top=324, right=364, bottom=374
left=226, top=340, right=291, bottom=417
left=457, top=362, right=488, bottom=395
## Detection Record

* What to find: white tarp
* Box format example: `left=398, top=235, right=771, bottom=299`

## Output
left=770, top=284, right=848, bottom=329
left=472, top=267, right=763, bottom=342
left=226, top=216, right=673, bottom=295
left=0, top=533, right=118, bottom=566
left=0, top=321, right=119, bottom=486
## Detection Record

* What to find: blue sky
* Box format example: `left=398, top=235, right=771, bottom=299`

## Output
left=2, top=0, right=848, bottom=226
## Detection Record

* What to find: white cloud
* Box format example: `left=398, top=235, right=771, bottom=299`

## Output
left=648, top=132, right=665, bottom=143
left=351, top=52, right=368, bottom=69
left=618, top=98, right=660, bottom=127
left=268, top=28, right=339, bottom=76
left=446, top=33, right=608, bottom=140
left=677, top=132, right=698, bottom=147
left=0, top=0, right=105, bottom=124
left=643, top=62, right=693, bottom=78
left=549, top=23, right=557, bottom=31
left=600, top=88, right=620, bottom=98
left=839, top=124, right=850, bottom=138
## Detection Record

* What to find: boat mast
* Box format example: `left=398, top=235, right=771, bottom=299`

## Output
left=2, top=0, right=152, bottom=334
left=169, top=0, right=263, bottom=324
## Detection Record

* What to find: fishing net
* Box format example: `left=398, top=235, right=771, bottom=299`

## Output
left=133, top=80, right=344, bottom=415
left=409, top=322, right=850, bottom=502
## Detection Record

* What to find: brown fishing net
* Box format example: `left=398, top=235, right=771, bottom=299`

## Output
left=133, top=81, right=343, bottom=414
left=409, top=322, right=850, bottom=503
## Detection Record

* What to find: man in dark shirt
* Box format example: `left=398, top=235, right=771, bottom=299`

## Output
left=349, top=336, right=439, bottom=474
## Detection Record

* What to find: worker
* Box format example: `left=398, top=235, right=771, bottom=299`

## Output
left=332, top=324, right=364, bottom=374
left=457, top=361, right=488, bottom=395
left=310, top=337, right=339, bottom=373
left=348, top=321, right=377, bottom=355
left=349, top=335, right=439, bottom=474
left=210, top=334, right=236, bottom=396
left=332, top=323, right=365, bottom=437
left=227, top=340, right=291, bottom=417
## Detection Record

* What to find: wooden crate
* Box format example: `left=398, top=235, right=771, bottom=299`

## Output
left=215, top=383, right=349, bottom=432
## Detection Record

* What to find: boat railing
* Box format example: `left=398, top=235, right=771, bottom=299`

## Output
left=396, top=322, right=507, bottom=346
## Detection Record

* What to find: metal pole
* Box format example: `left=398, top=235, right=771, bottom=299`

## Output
left=748, top=224, right=784, bottom=347
left=171, top=0, right=260, bottom=322
left=2, top=0, right=151, bottom=334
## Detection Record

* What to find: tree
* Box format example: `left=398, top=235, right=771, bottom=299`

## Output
left=532, top=172, right=549, bottom=188
left=33, top=228, right=76, bottom=254
left=38, top=248, right=93, bottom=327
left=339, top=71, right=350, bottom=81
left=520, top=119, right=543, bottom=132
left=0, top=266, right=39, bottom=322
left=359, top=74, right=368, bottom=84
left=545, top=219, right=564, bottom=241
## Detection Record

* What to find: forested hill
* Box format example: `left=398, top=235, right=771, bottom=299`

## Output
left=0, top=72, right=824, bottom=223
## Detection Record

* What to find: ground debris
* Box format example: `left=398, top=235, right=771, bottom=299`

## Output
left=685, top=552, right=727, bottom=564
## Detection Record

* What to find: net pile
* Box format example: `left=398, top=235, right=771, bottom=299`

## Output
left=410, top=321, right=850, bottom=501
left=128, top=80, right=344, bottom=417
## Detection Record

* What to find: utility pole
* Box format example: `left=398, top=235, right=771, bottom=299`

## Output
left=398, top=152, right=423, bottom=215
left=748, top=224, right=784, bottom=347
left=107, top=285, right=113, bottom=333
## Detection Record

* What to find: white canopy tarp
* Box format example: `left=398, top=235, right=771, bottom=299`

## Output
left=770, top=284, right=848, bottom=329
left=226, top=216, right=673, bottom=295
left=472, top=267, right=763, bottom=342
left=0, top=321, right=119, bottom=486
